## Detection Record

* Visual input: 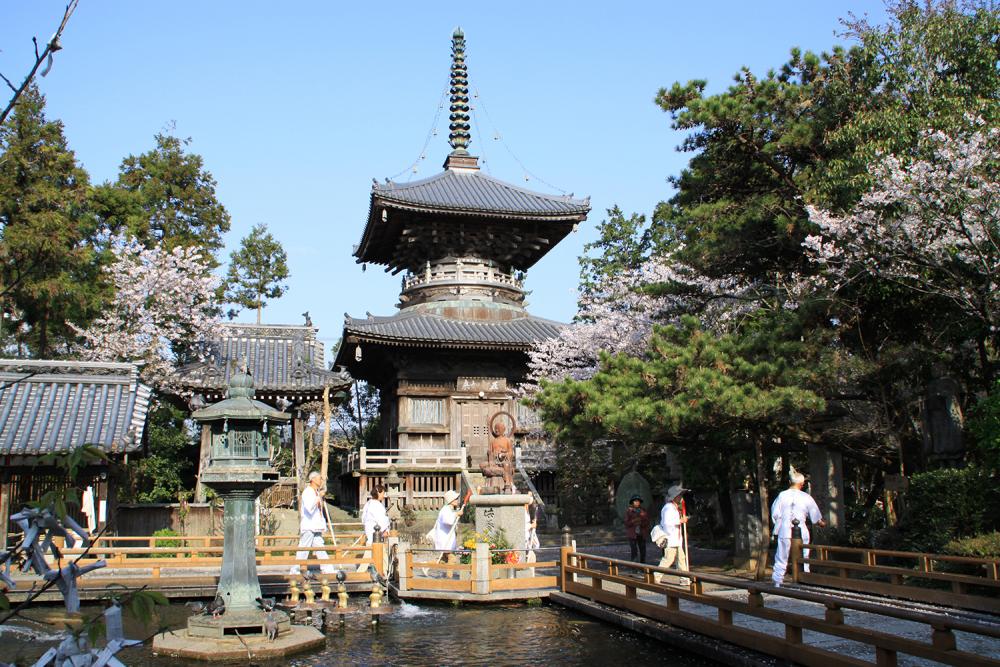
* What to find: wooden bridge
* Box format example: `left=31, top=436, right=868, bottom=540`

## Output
left=552, top=540, right=1000, bottom=666
left=4, top=525, right=388, bottom=603
left=5, top=529, right=999, bottom=665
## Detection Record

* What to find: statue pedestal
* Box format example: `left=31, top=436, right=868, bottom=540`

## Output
left=469, top=493, right=532, bottom=552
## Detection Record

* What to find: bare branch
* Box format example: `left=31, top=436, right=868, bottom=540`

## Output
left=0, top=1, right=80, bottom=127
left=0, top=73, right=16, bottom=94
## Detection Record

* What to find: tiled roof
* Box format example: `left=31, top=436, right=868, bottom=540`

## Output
left=175, top=323, right=352, bottom=397
left=372, top=169, right=590, bottom=219
left=0, top=360, right=152, bottom=456
left=343, top=310, right=564, bottom=349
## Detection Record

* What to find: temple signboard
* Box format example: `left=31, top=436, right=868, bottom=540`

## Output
left=457, top=377, right=507, bottom=393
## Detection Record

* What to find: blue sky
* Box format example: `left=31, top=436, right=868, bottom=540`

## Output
left=2, top=1, right=888, bottom=356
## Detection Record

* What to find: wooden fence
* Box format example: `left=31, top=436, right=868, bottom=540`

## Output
left=12, top=528, right=383, bottom=588
left=562, top=549, right=1000, bottom=667
left=795, top=542, right=1000, bottom=614
left=397, top=544, right=560, bottom=596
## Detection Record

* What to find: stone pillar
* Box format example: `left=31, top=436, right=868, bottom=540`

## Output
left=217, top=490, right=263, bottom=611
left=808, top=444, right=845, bottom=530
left=471, top=493, right=532, bottom=552
left=730, top=489, right=761, bottom=570
left=473, top=542, right=491, bottom=594
left=397, top=542, right=410, bottom=592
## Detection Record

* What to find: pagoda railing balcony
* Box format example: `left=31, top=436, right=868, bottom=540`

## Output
left=401, top=258, right=524, bottom=293
left=344, top=445, right=467, bottom=472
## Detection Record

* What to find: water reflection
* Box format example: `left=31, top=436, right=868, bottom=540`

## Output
left=4, top=602, right=719, bottom=666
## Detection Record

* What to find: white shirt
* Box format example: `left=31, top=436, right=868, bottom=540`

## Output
left=361, top=498, right=390, bottom=543
left=431, top=504, right=460, bottom=550
left=299, top=486, right=325, bottom=532
left=770, top=488, right=822, bottom=540
left=659, top=502, right=683, bottom=547
left=525, top=508, right=540, bottom=550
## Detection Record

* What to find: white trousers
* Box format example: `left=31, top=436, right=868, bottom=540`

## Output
left=291, top=530, right=334, bottom=574
left=772, top=537, right=811, bottom=585
left=654, top=546, right=690, bottom=585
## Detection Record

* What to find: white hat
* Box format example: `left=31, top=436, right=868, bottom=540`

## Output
left=665, top=484, right=687, bottom=501
left=444, top=490, right=460, bottom=505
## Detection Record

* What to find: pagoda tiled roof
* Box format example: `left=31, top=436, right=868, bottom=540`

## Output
left=0, top=360, right=152, bottom=457
left=372, top=169, right=590, bottom=219
left=342, top=310, right=564, bottom=350
left=175, top=323, right=352, bottom=400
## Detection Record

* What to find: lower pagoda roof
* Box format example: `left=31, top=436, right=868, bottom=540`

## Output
left=339, top=310, right=564, bottom=352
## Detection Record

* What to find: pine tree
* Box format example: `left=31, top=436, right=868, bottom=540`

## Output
left=0, top=86, right=101, bottom=356
left=224, top=223, right=290, bottom=324
left=106, top=133, right=231, bottom=266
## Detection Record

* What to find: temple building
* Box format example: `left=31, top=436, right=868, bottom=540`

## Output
left=334, top=29, right=589, bottom=512
left=0, top=359, right=153, bottom=548
left=174, top=321, right=352, bottom=502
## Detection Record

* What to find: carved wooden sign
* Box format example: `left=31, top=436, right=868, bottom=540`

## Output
left=456, top=377, right=506, bottom=393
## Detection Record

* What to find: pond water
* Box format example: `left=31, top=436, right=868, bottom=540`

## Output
left=1, top=602, right=720, bottom=666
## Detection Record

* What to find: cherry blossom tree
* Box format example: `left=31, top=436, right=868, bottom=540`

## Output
left=524, top=245, right=805, bottom=392
left=73, top=234, right=222, bottom=388
left=804, top=125, right=1000, bottom=378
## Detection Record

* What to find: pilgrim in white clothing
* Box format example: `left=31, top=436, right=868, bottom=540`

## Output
left=770, top=470, right=824, bottom=586
left=292, top=472, right=333, bottom=575
left=654, top=485, right=690, bottom=585
left=361, top=496, right=391, bottom=544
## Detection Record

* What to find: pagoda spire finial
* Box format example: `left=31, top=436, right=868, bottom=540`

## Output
left=448, top=27, right=471, bottom=154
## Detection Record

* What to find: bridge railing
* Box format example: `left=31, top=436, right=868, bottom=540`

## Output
left=12, top=531, right=382, bottom=584
left=794, top=542, right=1000, bottom=614
left=397, top=543, right=560, bottom=595
left=561, top=548, right=1000, bottom=667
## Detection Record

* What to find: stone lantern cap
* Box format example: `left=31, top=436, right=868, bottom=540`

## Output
left=191, top=370, right=290, bottom=423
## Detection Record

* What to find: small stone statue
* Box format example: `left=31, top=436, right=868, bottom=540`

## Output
left=303, top=583, right=316, bottom=604
left=289, top=578, right=301, bottom=604
left=320, top=578, right=331, bottom=601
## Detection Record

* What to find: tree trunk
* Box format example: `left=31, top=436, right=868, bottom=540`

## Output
left=320, top=386, right=331, bottom=482
left=752, top=437, right=772, bottom=581
left=256, top=299, right=262, bottom=325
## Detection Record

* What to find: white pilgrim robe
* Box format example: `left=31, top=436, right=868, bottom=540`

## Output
left=770, top=488, right=822, bottom=585
left=361, top=498, right=391, bottom=544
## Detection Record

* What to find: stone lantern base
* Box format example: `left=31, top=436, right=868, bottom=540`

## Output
left=152, top=619, right=324, bottom=661
left=186, top=608, right=291, bottom=639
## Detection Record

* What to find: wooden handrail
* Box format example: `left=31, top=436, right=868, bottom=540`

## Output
left=810, top=543, right=1000, bottom=567
left=796, top=542, right=1000, bottom=613
left=563, top=549, right=1000, bottom=667
left=574, top=551, right=1000, bottom=638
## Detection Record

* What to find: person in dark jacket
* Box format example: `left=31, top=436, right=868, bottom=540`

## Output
left=624, top=494, right=651, bottom=563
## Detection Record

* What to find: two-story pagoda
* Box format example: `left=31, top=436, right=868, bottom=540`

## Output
left=334, top=29, right=589, bottom=512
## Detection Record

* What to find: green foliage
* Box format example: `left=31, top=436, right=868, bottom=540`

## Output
left=0, top=86, right=105, bottom=356
left=902, top=466, right=1000, bottom=552
left=103, top=132, right=231, bottom=266
left=578, top=207, right=653, bottom=302
left=968, top=381, right=1000, bottom=472
left=535, top=316, right=825, bottom=446
left=944, top=531, right=1000, bottom=558
left=128, top=399, right=196, bottom=503
left=556, top=440, right=613, bottom=525
left=223, top=223, right=290, bottom=323
left=152, top=528, right=182, bottom=557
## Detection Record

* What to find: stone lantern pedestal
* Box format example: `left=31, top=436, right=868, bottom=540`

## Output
left=153, top=371, right=324, bottom=661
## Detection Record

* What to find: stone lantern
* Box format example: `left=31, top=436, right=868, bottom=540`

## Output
left=385, top=465, right=402, bottom=531
left=154, top=370, right=326, bottom=659
left=187, top=369, right=290, bottom=639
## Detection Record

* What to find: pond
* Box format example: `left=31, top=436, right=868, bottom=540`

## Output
left=1, top=602, right=720, bottom=666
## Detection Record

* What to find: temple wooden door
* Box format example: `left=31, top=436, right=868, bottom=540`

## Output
left=457, top=400, right=504, bottom=465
